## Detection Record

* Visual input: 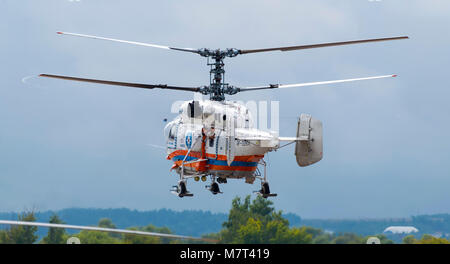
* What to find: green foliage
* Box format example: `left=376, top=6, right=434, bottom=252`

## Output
left=402, top=235, right=417, bottom=244
left=4, top=208, right=227, bottom=238
left=217, top=196, right=398, bottom=244
left=122, top=224, right=173, bottom=244
left=2, top=208, right=450, bottom=242
left=66, top=219, right=176, bottom=244
left=0, top=211, right=38, bottom=244
left=312, top=233, right=334, bottom=244
left=1, top=200, right=447, bottom=244
left=331, top=233, right=365, bottom=244
left=98, top=218, right=116, bottom=229
left=41, top=214, right=66, bottom=244
left=220, top=196, right=315, bottom=244
left=418, top=234, right=450, bottom=244
left=73, top=230, right=121, bottom=244
left=69, top=218, right=122, bottom=244
left=372, top=234, right=394, bottom=244
left=404, top=234, right=450, bottom=244
left=0, top=230, right=9, bottom=243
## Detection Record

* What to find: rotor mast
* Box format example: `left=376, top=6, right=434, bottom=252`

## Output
left=197, top=48, right=240, bottom=101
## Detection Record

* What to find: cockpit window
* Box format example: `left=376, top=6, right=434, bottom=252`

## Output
left=168, top=125, right=176, bottom=140
left=164, top=122, right=176, bottom=140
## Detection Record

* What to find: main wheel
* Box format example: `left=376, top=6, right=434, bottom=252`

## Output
left=210, top=182, right=220, bottom=194
left=178, top=181, right=187, bottom=196
left=261, top=182, right=270, bottom=195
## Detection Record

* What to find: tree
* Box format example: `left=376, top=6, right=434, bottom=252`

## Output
left=312, top=233, right=334, bottom=244
left=98, top=218, right=116, bottom=229
left=70, top=218, right=121, bottom=244
left=373, top=234, right=394, bottom=244
left=237, top=218, right=263, bottom=243
left=41, top=214, right=67, bottom=244
left=402, top=235, right=417, bottom=244
left=2, top=211, right=38, bottom=244
left=123, top=224, right=173, bottom=244
left=74, top=230, right=121, bottom=244
left=0, top=230, right=9, bottom=244
left=416, top=234, right=450, bottom=244
left=331, top=233, right=364, bottom=244
left=219, top=196, right=316, bottom=244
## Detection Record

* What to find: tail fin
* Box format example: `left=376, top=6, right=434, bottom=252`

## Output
left=295, top=114, right=323, bottom=167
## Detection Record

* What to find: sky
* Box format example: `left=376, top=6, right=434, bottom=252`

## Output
left=0, top=0, right=449, bottom=219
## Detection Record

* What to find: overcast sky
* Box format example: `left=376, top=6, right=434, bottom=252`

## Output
left=1, top=0, right=449, bottom=219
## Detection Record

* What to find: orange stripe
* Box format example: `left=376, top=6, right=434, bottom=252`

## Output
left=167, top=150, right=264, bottom=162
left=172, top=161, right=257, bottom=171
left=208, top=165, right=257, bottom=172
left=167, top=150, right=263, bottom=172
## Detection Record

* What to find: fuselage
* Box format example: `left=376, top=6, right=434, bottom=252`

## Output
left=165, top=100, right=278, bottom=183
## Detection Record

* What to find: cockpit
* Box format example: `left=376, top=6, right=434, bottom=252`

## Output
left=164, top=121, right=177, bottom=140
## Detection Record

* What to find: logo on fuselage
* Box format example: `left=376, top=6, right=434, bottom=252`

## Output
left=185, top=132, right=193, bottom=149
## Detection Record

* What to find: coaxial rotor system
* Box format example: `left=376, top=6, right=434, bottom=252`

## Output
left=40, top=32, right=408, bottom=101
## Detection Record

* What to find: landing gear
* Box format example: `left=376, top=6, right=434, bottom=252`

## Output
left=254, top=159, right=277, bottom=198
left=206, top=176, right=223, bottom=195
left=217, top=177, right=227, bottom=184
left=171, top=180, right=193, bottom=197
left=257, top=181, right=277, bottom=198
left=171, top=135, right=202, bottom=198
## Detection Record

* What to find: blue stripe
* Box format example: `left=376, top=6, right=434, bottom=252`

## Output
left=172, top=155, right=198, bottom=162
left=171, top=155, right=257, bottom=167
left=208, top=159, right=258, bottom=167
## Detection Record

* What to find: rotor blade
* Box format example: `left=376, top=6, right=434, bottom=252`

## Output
left=239, top=74, right=397, bottom=91
left=239, top=36, right=409, bottom=54
left=56, top=31, right=199, bottom=54
left=39, top=74, right=200, bottom=92
left=0, top=220, right=217, bottom=243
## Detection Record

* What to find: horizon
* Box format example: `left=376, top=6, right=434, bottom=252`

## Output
left=0, top=206, right=447, bottom=221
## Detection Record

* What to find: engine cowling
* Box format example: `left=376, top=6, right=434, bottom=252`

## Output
left=295, top=114, right=323, bottom=167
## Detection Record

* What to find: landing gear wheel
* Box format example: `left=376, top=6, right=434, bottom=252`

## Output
left=254, top=159, right=277, bottom=198
left=172, top=180, right=193, bottom=197
left=258, top=182, right=277, bottom=198
left=261, top=182, right=270, bottom=195
left=179, top=181, right=187, bottom=196
left=210, top=182, right=220, bottom=195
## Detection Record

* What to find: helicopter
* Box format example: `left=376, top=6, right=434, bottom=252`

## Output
left=40, top=32, right=408, bottom=198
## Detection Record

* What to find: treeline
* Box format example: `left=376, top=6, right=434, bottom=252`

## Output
left=0, top=213, right=177, bottom=244
left=0, top=208, right=227, bottom=238
left=2, top=206, right=449, bottom=240
left=298, top=214, right=450, bottom=239
left=1, top=196, right=449, bottom=244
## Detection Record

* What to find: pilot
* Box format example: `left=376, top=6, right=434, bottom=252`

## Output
left=205, top=123, right=215, bottom=139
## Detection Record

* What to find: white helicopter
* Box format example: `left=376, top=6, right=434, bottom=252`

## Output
left=40, top=32, right=408, bottom=198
